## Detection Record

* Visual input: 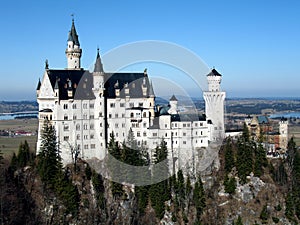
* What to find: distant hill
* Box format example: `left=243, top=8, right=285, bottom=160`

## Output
left=0, top=101, right=38, bottom=114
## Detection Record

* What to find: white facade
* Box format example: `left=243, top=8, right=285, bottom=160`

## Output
left=36, top=20, right=226, bottom=165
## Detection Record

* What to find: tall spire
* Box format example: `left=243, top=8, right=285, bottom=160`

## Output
left=94, top=48, right=104, bottom=73
left=70, top=19, right=80, bottom=46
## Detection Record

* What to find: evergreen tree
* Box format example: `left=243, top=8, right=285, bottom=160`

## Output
left=193, top=176, right=206, bottom=218
left=17, top=141, right=31, bottom=168
left=149, top=139, right=170, bottom=219
left=37, top=119, right=62, bottom=188
left=107, top=132, right=124, bottom=198
left=260, top=204, right=269, bottom=223
left=254, top=143, right=267, bottom=177
left=235, top=215, right=243, bottom=225
left=224, top=137, right=235, bottom=173
left=224, top=174, right=236, bottom=195
left=236, top=135, right=253, bottom=184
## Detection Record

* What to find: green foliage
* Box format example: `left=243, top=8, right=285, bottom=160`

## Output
left=224, top=174, right=236, bottom=195
left=224, top=137, right=235, bottom=173
left=193, top=176, right=206, bottom=218
left=17, top=141, right=32, bottom=167
left=91, top=170, right=106, bottom=209
left=272, top=217, right=279, bottom=223
left=260, top=204, right=269, bottom=223
left=149, top=139, right=171, bottom=219
left=236, top=133, right=254, bottom=184
left=107, top=132, right=124, bottom=198
left=275, top=204, right=282, bottom=211
left=84, top=163, right=92, bottom=180
left=253, top=143, right=267, bottom=177
left=235, top=215, right=243, bottom=225
left=37, top=120, right=62, bottom=188
left=285, top=193, right=295, bottom=221
left=272, top=161, right=287, bottom=185
left=56, top=170, right=80, bottom=215
left=136, top=185, right=149, bottom=214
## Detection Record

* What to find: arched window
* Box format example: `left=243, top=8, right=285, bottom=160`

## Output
left=76, top=124, right=80, bottom=131
left=130, top=112, right=134, bottom=118
left=143, top=112, right=147, bottom=118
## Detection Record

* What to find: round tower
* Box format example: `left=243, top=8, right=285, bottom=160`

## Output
left=203, top=68, right=226, bottom=142
left=279, top=118, right=288, bottom=150
left=65, top=19, right=82, bottom=69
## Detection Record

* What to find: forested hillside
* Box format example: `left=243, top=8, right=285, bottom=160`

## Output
left=1, top=121, right=300, bottom=224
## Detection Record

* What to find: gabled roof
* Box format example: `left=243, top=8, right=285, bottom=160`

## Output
left=207, top=68, right=222, bottom=76
left=257, top=115, right=269, bottom=124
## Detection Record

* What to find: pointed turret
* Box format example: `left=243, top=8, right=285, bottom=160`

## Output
left=94, top=48, right=104, bottom=73
left=170, top=95, right=177, bottom=101
left=65, top=19, right=82, bottom=69
left=70, top=19, right=80, bottom=46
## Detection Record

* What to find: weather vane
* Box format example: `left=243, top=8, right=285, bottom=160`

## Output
left=71, top=13, right=74, bottom=21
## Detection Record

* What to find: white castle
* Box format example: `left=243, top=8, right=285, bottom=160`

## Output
left=36, top=20, right=226, bottom=165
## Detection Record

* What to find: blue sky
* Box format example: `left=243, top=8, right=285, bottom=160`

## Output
left=0, top=0, right=300, bottom=100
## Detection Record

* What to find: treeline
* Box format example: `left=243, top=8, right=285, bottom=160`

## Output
left=223, top=124, right=268, bottom=195
left=107, top=128, right=206, bottom=223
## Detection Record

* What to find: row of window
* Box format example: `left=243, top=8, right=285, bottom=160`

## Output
left=109, top=102, right=145, bottom=108
left=172, top=122, right=204, bottom=128
left=63, top=103, right=95, bottom=110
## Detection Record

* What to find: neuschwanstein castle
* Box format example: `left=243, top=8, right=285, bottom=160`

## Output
left=36, top=20, right=226, bottom=164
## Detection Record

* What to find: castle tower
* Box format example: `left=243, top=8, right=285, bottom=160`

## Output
left=168, top=95, right=178, bottom=115
left=92, top=48, right=106, bottom=159
left=65, top=19, right=82, bottom=69
left=279, top=118, right=288, bottom=151
left=203, top=69, right=226, bottom=142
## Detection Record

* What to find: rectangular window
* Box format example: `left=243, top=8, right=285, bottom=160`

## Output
left=129, top=103, right=134, bottom=108
left=63, top=104, right=68, bottom=110
left=63, top=125, right=69, bottom=131
left=90, top=115, right=94, bottom=119
left=73, top=115, right=77, bottom=120
left=64, top=136, right=69, bottom=141
left=89, top=103, right=94, bottom=109
left=64, top=115, right=68, bottom=120
left=183, top=124, right=186, bottom=127
left=91, top=144, right=95, bottom=149
left=139, top=102, right=143, bottom=107
left=90, top=124, right=94, bottom=130
left=120, top=103, right=125, bottom=107
left=122, top=113, right=125, bottom=118
left=90, top=134, right=94, bottom=139
left=115, top=123, right=119, bottom=128
left=122, top=123, right=125, bottom=128
left=183, top=141, right=186, bottom=145
left=84, top=144, right=88, bottom=149
left=183, top=132, right=186, bottom=136
left=110, top=103, right=115, bottom=108
left=72, top=104, right=76, bottom=109
left=115, top=114, right=118, bottom=118
left=153, top=133, right=157, bottom=137
left=137, top=132, right=141, bottom=137
left=109, top=114, right=112, bottom=118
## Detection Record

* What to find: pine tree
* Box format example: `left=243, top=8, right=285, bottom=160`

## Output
left=224, top=137, right=235, bottom=173
left=107, top=132, right=123, bottom=198
left=193, top=176, right=206, bottom=218
left=37, top=119, right=62, bottom=188
left=235, top=215, right=243, bottom=225
left=17, top=141, right=31, bottom=168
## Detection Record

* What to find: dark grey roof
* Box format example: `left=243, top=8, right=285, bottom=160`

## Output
left=47, top=69, right=95, bottom=100
left=39, top=108, right=53, bottom=112
left=69, top=19, right=80, bottom=46
left=94, top=49, right=104, bottom=73
left=104, top=72, right=151, bottom=98
left=170, top=95, right=177, bottom=101
left=46, top=69, right=151, bottom=100
left=36, top=79, right=41, bottom=90
left=207, top=68, right=221, bottom=76
left=149, top=80, right=155, bottom=97
left=171, top=113, right=206, bottom=122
